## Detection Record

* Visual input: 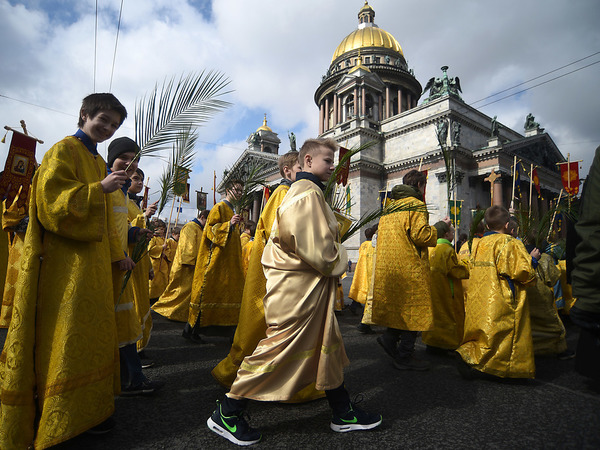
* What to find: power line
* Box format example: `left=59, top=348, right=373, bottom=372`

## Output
left=470, top=51, right=600, bottom=105
left=109, top=0, right=125, bottom=92
left=0, top=94, right=77, bottom=117
left=474, top=60, right=600, bottom=109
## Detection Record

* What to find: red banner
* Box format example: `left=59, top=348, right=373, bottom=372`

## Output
left=336, top=146, right=350, bottom=186
left=560, top=162, right=579, bottom=195
left=532, top=167, right=541, bottom=198
left=263, top=185, right=270, bottom=203
left=0, top=130, right=37, bottom=208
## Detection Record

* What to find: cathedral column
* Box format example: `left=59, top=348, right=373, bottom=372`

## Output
left=398, top=88, right=403, bottom=113
left=319, top=103, right=324, bottom=135
left=407, top=93, right=412, bottom=111
left=252, top=195, right=260, bottom=223
left=338, top=96, right=342, bottom=123
left=378, top=95, right=383, bottom=122
left=333, top=94, right=338, bottom=126
left=354, top=87, right=359, bottom=117
left=493, top=178, right=503, bottom=206
left=325, top=96, right=330, bottom=131
left=361, top=86, right=366, bottom=118
left=385, top=86, right=390, bottom=119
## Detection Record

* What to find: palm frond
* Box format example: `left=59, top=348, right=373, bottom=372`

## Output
left=468, top=209, right=485, bottom=253
left=228, top=162, right=267, bottom=213
left=324, top=141, right=377, bottom=202
left=134, top=71, right=232, bottom=157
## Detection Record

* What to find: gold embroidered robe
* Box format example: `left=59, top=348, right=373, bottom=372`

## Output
left=228, top=179, right=349, bottom=401
left=241, top=239, right=253, bottom=276
left=526, top=253, right=567, bottom=355
left=371, top=197, right=437, bottom=330
left=110, top=189, right=142, bottom=348
left=557, top=260, right=577, bottom=314
left=0, top=136, right=120, bottom=449
left=457, top=237, right=480, bottom=294
left=0, top=190, right=28, bottom=328
left=152, top=219, right=203, bottom=322
left=348, top=240, right=374, bottom=305
left=148, top=236, right=171, bottom=299
left=457, top=233, right=536, bottom=378
left=127, top=200, right=152, bottom=351
left=240, top=231, right=251, bottom=249
left=189, top=201, right=243, bottom=328
left=421, top=240, right=469, bottom=350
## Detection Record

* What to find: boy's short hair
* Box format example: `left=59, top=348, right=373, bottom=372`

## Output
left=78, top=93, right=127, bottom=128
left=298, top=138, right=337, bottom=168
left=507, top=216, right=519, bottom=236
left=244, top=220, right=256, bottom=234
left=278, top=151, right=299, bottom=177
left=403, top=169, right=427, bottom=189
left=434, top=220, right=450, bottom=237
left=199, top=209, right=210, bottom=220
left=152, top=218, right=166, bottom=229
left=172, top=227, right=180, bottom=235
left=365, top=224, right=377, bottom=240
left=226, top=179, right=243, bottom=191
left=484, top=205, right=510, bottom=231
left=135, top=168, right=145, bottom=179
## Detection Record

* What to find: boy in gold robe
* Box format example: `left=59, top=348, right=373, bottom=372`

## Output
left=106, top=138, right=162, bottom=395
left=127, top=168, right=157, bottom=354
left=185, top=181, right=244, bottom=340
left=152, top=209, right=208, bottom=323
left=0, top=93, right=128, bottom=448
left=422, top=221, right=469, bottom=352
left=349, top=224, right=377, bottom=334
left=457, top=205, right=538, bottom=379
left=207, top=138, right=381, bottom=446
left=148, top=219, right=173, bottom=300
left=371, top=170, right=444, bottom=371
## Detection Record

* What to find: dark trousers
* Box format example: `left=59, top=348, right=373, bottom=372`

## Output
left=384, top=328, right=418, bottom=358
left=120, top=343, right=146, bottom=387
left=570, top=306, right=600, bottom=381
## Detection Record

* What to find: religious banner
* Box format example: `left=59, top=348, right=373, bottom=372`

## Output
left=560, top=162, right=579, bottom=195
left=448, top=199, right=463, bottom=228
left=379, top=190, right=392, bottom=209
left=181, top=182, right=190, bottom=203
left=142, top=184, right=150, bottom=209
left=336, top=146, right=350, bottom=186
left=532, top=167, right=542, bottom=199
left=513, top=161, right=522, bottom=200
left=197, top=189, right=207, bottom=211
left=263, top=185, right=270, bottom=203
left=345, top=185, right=351, bottom=215
left=0, top=130, right=37, bottom=208
left=173, top=166, right=190, bottom=197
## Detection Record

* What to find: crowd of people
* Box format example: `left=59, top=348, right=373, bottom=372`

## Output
left=0, top=92, right=598, bottom=448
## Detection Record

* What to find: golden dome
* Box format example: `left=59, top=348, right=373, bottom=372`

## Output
left=256, top=114, right=272, bottom=132
left=331, top=26, right=404, bottom=63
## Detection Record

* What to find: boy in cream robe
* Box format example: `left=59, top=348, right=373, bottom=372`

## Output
left=207, top=138, right=381, bottom=446
left=457, top=206, right=538, bottom=379
left=0, top=93, right=128, bottom=448
left=152, top=209, right=208, bottom=323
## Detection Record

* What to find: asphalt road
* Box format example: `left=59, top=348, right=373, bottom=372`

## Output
left=2, top=275, right=600, bottom=449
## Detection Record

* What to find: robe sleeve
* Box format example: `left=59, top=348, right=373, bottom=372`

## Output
left=497, top=238, right=536, bottom=286
left=408, top=202, right=437, bottom=248
left=538, top=254, right=561, bottom=287
left=446, top=248, right=470, bottom=279
left=205, top=202, right=234, bottom=247
left=278, top=189, right=347, bottom=277
left=35, top=140, right=106, bottom=242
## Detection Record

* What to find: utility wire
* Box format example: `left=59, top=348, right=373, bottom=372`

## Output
left=474, top=60, right=600, bottom=109
left=93, top=0, right=98, bottom=92
left=109, top=0, right=125, bottom=92
left=470, top=51, right=600, bottom=105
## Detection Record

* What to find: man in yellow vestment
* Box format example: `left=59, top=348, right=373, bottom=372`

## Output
left=371, top=170, right=443, bottom=371
left=0, top=93, right=128, bottom=448
left=207, top=138, right=381, bottom=446
left=349, top=224, right=377, bottom=334
left=148, top=219, right=174, bottom=300
left=457, top=206, right=538, bottom=379
left=153, top=209, right=208, bottom=323
left=186, top=181, right=244, bottom=340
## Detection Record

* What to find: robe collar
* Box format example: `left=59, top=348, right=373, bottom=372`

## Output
left=437, top=238, right=453, bottom=246
left=295, top=171, right=325, bottom=191
left=280, top=178, right=292, bottom=187
left=223, top=199, right=234, bottom=211
left=128, top=192, right=143, bottom=206
left=483, top=230, right=499, bottom=237
left=192, top=217, right=203, bottom=229
left=73, top=129, right=98, bottom=156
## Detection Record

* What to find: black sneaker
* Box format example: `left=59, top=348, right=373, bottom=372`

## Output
left=86, top=416, right=116, bottom=435
left=182, top=323, right=204, bottom=344
left=121, top=379, right=165, bottom=396
left=557, top=349, right=576, bottom=360
left=207, top=401, right=262, bottom=446
left=357, top=323, right=375, bottom=334
left=393, top=355, right=431, bottom=371
left=330, top=403, right=382, bottom=433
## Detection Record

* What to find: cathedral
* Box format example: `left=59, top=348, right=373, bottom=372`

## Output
left=221, top=1, right=566, bottom=260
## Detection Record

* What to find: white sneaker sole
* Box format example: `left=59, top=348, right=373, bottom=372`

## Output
left=330, top=417, right=382, bottom=433
left=206, top=417, right=261, bottom=446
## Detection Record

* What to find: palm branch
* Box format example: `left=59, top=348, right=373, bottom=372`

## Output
left=134, top=70, right=232, bottom=159
left=468, top=209, right=485, bottom=252
left=227, top=161, right=268, bottom=213
left=324, top=141, right=376, bottom=202
left=157, top=127, right=198, bottom=217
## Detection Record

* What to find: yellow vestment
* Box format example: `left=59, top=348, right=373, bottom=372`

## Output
left=110, top=189, right=143, bottom=348
left=371, top=196, right=437, bottom=330
left=240, top=231, right=251, bottom=248
left=557, top=260, right=577, bottom=314
left=0, top=136, right=119, bottom=449
left=241, top=239, right=253, bottom=276
left=228, top=178, right=349, bottom=401
left=189, top=200, right=243, bottom=328
left=127, top=199, right=152, bottom=351
left=148, top=236, right=172, bottom=299
left=0, top=189, right=29, bottom=328
left=152, top=219, right=204, bottom=322
left=421, top=239, right=469, bottom=350
left=526, top=253, right=567, bottom=355
left=457, top=237, right=480, bottom=293
left=457, top=233, right=536, bottom=378
left=348, top=240, right=374, bottom=305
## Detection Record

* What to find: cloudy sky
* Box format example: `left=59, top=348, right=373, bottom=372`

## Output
left=1, top=0, right=598, bottom=222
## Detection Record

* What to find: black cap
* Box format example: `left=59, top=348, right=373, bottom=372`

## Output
left=107, top=137, right=140, bottom=168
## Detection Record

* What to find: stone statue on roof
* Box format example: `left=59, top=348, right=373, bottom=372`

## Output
left=524, top=113, right=540, bottom=131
